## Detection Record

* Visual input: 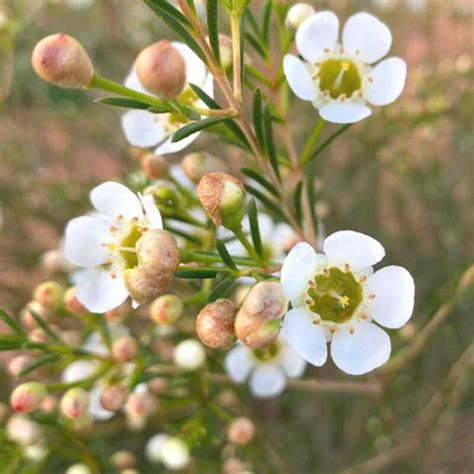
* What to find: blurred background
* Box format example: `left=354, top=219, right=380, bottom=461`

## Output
left=0, top=0, right=473, bottom=472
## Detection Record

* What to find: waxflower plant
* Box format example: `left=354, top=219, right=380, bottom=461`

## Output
left=1, top=1, right=471, bottom=473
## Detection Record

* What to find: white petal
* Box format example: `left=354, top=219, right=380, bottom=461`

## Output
left=172, top=41, right=207, bottom=87
left=281, top=242, right=320, bottom=305
left=331, top=321, right=391, bottom=375
left=76, top=270, right=129, bottom=313
left=296, top=11, right=339, bottom=62
left=279, top=344, right=307, bottom=378
left=146, top=434, right=170, bottom=463
left=124, top=68, right=151, bottom=95
left=61, top=360, right=97, bottom=383
left=154, top=132, right=199, bottom=155
left=283, top=55, right=316, bottom=101
left=224, top=345, right=253, bottom=383
left=64, top=216, right=109, bottom=267
left=88, top=385, right=114, bottom=421
left=366, top=266, right=415, bottom=329
left=319, top=103, right=372, bottom=124
left=342, top=12, right=392, bottom=63
left=121, top=110, right=166, bottom=148
left=249, top=364, right=286, bottom=398
left=140, top=194, right=163, bottom=229
left=91, top=182, right=143, bottom=220
left=323, top=230, right=385, bottom=271
left=365, top=57, right=407, bottom=106
left=282, top=307, right=328, bottom=366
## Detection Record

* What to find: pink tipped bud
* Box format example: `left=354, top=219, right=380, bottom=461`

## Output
left=150, top=294, right=183, bottom=325
left=195, top=299, right=237, bottom=348
left=31, top=33, right=93, bottom=88
left=141, top=153, right=169, bottom=179
left=234, top=281, right=287, bottom=348
left=100, top=384, right=129, bottom=412
left=63, top=287, right=87, bottom=314
left=112, top=336, right=138, bottom=363
left=60, top=388, right=89, bottom=420
left=111, top=450, right=136, bottom=470
left=181, top=152, right=228, bottom=184
left=227, top=417, right=255, bottom=445
left=33, top=281, right=64, bottom=309
left=126, top=392, right=158, bottom=418
left=134, top=40, right=186, bottom=99
left=197, top=172, right=245, bottom=229
left=7, top=355, right=34, bottom=378
left=10, top=382, right=47, bottom=413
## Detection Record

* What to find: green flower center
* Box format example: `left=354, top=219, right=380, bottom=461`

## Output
left=167, top=87, right=198, bottom=126
left=317, top=59, right=361, bottom=99
left=307, top=267, right=363, bottom=324
left=119, top=225, right=142, bottom=269
left=252, top=341, right=280, bottom=362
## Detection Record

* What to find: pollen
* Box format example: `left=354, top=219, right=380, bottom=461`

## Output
left=338, top=295, right=350, bottom=308
left=341, top=61, right=351, bottom=72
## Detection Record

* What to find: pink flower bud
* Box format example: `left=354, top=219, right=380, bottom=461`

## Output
left=181, top=152, right=228, bottom=184
left=31, top=33, right=93, bottom=88
left=195, top=299, right=237, bottom=348
left=112, top=336, right=138, bottom=363
left=141, top=153, right=169, bottom=179
left=7, top=355, right=34, bottom=377
left=150, top=294, right=183, bottom=325
left=63, top=287, right=87, bottom=314
left=234, top=281, right=287, bottom=348
left=148, top=378, right=168, bottom=394
left=100, top=384, right=129, bottom=412
left=60, top=388, right=89, bottom=420
left=125, top=392, right=158, bottom=418
left=10, top=382, right=47, bottom=413
left=111, top=450, right=136, bottom=470
left=227, top=417, right=255, bottom=445
left=134, top=40, right=186, bottom=99
left=33, top=281, right=64, bottom=309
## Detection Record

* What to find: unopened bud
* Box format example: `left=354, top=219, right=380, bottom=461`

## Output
left=152, top=185, right=179, bottom=206
left=141, top=153, right=169, bottom=179
left=197, top=172, right=245, bottom=229
left=195, top=299, right=237, bottom=348
left=100, top=384, right=129, bottom=412
left=112, top=336, right=138, bottom=363
left=10, top=382, right=47, bottom=413
left=285, top=3, right=316, bottom=31
left=126, top=392, right=158, bottom=417
left=227, top=417, right=255, bottom=445
left=111, top=450, right=136, bottom=470
left=6, top=415, right=42, bottom=446
left=64, top=287, right=87, bottom=313
left=65, top=464, right=91, bottom=474
left=33, top=281, right=64, bottom=309
left=20, top=301, right=55, bottom=329
left=31, top=33, right=93, bottom=88
left=7, top=355, right=34, bottom=378
left=173, top=339, right=206, bottom=371
left=148, top=377, right=168, bottom=394
left=181, top=152, right=228, bottom=184
left=234, top=281, right=287, bottom=348
left=60, top=388, right=89, bottom=420
left=134, top=40, right=186, bottom=99
left=150, top=294, right=183, bottom=325
left=161, top=437, right=190, bottom=471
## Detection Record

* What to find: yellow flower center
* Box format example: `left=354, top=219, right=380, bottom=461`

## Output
left=252, top=341, right=280, bottom=362
left=119, top=224, right=142, bottom=269
left=317, top=59, right=361, bottom=99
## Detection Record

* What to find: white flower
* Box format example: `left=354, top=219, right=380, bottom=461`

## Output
left=64, top=182, right=163, bottom=313
left=283, top=11, right=407, bottom=123
left=224, top=335, right=307, bottom=398
left=280, top=230, right=415, bottom=375
left=121, top=42, right=213, bottom=154
left=146, top=434, right=190, bottom=471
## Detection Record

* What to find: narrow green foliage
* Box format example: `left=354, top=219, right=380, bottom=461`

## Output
left=252, top=89, right=265, bottom=149
left=175, top=267, right=227, bottom=279
left=0, top=309, right=26, bottom=337
left=18, top=353, right=61, bottom=377
left=244, top=184, right=286, bottom=222
left=96, top=97, right=151, bottom=110
left=221, top=0, right=251, bottom=16
left=293, top=180, right=304, bottom=224
left=207, top=275, right=236, bottom=303
left=263, top=106, right=281, bottom=181
left=248, top=199, right=263, bottom=259
left=261, top=0, right=273, bottom=44
left=240, top=167, right=279, bottom=197
left=216, top=239, right=238, bottom=271
left=172, top=116, right=231, bottom=142
left=29, top=308, right=63, bottom=343
left=207, top=0, right=221, bottom=67
left=244, top=32, right=267, bottom=59
left=168, top=100, right=201, bottom=121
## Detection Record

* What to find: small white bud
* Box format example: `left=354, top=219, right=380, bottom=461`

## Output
left=285, top=3, right=316, bottom=31
left=173, top=339, right=206, bottom=371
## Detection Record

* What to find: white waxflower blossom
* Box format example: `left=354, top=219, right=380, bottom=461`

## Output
left=224, top=335, right=307, bottom=398
left=280, top=230, right=415, bottom=375
left=283, top=11, right=407, bottom=123
left=121, top=42, right=213, bottom=154
left=64, top=182, right=163, bottom=313
left=146, top=434, right=190, bottom=471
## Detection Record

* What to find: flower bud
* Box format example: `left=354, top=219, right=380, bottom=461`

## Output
left=33, top=281, right=64, bottom=309
left=60, top=388, right=89, bottom=420
left=100, top=384, right=129, bottom=412
left=6, top=415, right=42, bottom=446
left=148, top=377, right=168, bottom=394
left=152, top=185, right=180, bottom=206
left=31, top=33, right=93, bottom=88
left=197, top=172, right=245, bottom=229
left=285, top=3, right=316, bottom=31
left=223, top=457, right=246, bottom=474
left=112, top=336, right=138, bottom=363
left=217, top=34, right=233, bottom=70
left=111, top=450, right=136, bottom=470
left=234, top=281, right=287, bottom=348
left=173, top=339, right=206, bottom=371
left=141, top=153, right=169, bottom=179
left=7, top=355, right=34, bottom=378
left=227, top=417, right=255, bottom=445
left=134, top=40, right=186, bottom=99
left=150, top=294, right=183, bottom=325
left=181, top=152, right=228, bottom=184
left=125, top=391, right=158, bottom=417
left=20, top=301, right=55, bottom=329
left=195, top=299, right=237, bottom=348
left=10, top=382, right=47, bottom=413
left=161, top=437, right=190, bottom=471
left=63, top=287, right=87, bottom=314
left=24, top=443, right=48, bottom=462
left=65, top=464, right=91, bottom=474
left=40, top=395, right=58, bottom=414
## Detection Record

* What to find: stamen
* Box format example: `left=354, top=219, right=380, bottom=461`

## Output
left=349, top=324, right=355, bottom=334
left=359, top=276, right=367, bottom=283
left=110, top=271, right=117, bottom=279
left=338, top=295, right=350, bottom=308
left=115, top=214, right=124, bottom=222
left=368, top=293, right=376, bottom=300
left=323, top=268, right=329, bottom=276
left=109, top=226, right=118, bottom=233
left=358, top=312, right=368, bottom=320
left=308, top=280, right=316, bottom=288
left=355, top=49, right=360, bottom=55
left=323, top=48, right=330, bottom=54
left=131, top=217, right=139, bottom=223
left=312, top=318, right=321, bottom=325
left=329, top=325, right=337, bottom=334
left=305, top=299, right=315, bottom=306
left=367, top=76, right=373, bottom=83
left=344, top=263, right=350, bottom=273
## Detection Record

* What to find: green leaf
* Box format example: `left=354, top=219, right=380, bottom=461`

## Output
left=244, top=32, right=267, bottom=59
left=0, top=309, right=25, bottom=337
left=240, top=167, right=279, bottom=197
left=207, top=275, right=236, bottom=303
left=144, top=0, right=193, bottom=28
left=169, top=100, right=201, bottom=121
left=248, top=199, right=263, bottom=259
left=221, top=0, right=250, bottom=16
left=261, top=0, right=273, bottom=44
left=18, top=353, right=60, bottom=377
left=206, top=0, right=221, bottom=66
left=29, top=308, right=63, bottom=343
left=96, top=96, right=151, bottom=110
left=244, top=8, right=260, bottom=36
left=244, top=184, right=286, bottom=222
left=171, top=116, right=230, bottom=142
left=252, top=89, right=265, bottom=149
left=263, top=106, right=281, bottom=181
left=293, top=180, right=303, bottom=224
left=306, top=161, right=318, bottom=234
left=175, top=267, right=227, bottom=279
left=216, top=239, right=237, bottom=271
